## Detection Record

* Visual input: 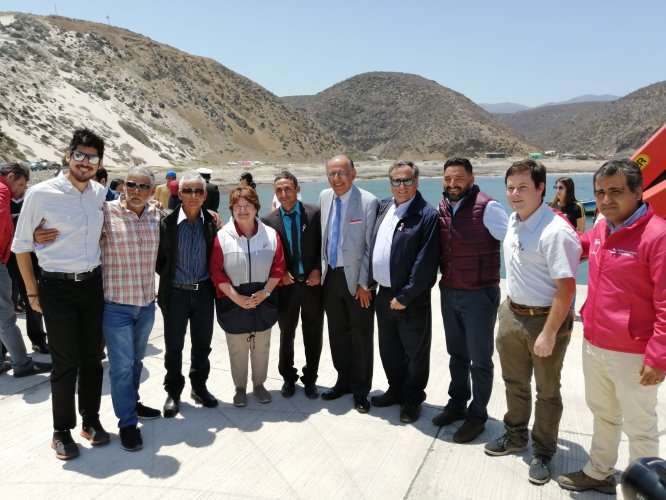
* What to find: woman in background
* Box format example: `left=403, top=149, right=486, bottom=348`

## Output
left=549, top=177, right=585, bottom=232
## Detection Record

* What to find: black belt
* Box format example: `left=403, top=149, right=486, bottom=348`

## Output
left=172, top=281, right=207, bottom=291
left=329, top=266, right=345, bottom=273
left=293, top=274, right=306, bottom=283
left=40, top=266, right=101, bottom=282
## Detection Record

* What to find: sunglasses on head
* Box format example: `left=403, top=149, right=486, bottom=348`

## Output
left=71, top=150, right=101, bottom=165
left=125, top=180, right=152, bottom=191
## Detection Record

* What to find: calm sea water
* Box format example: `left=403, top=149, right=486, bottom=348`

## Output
left=221, top=172, right=595, bottom=284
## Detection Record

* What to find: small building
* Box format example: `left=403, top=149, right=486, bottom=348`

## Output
left=485, top=152, right=506, bottom=159
left=529, top=152, right=544, bottom=159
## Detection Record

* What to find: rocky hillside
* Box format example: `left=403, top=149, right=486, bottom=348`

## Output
left=283, top=72, right=538, bottom=159
left=0, top=13, right=344, bottom=165
left=498, top=83, right=666, bottom=154
left=496, top=102, right=607, bottom=150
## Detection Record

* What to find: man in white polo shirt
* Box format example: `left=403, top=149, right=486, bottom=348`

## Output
left=484, top=159, right=581, bottom=485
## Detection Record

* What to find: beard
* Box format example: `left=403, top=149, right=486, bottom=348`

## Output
left=444, top=184, right=472, bottom=202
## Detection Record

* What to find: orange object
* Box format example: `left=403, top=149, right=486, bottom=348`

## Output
left=632, top=123, right=666, bottom=189
left=644, top=180, right=666, bottom=219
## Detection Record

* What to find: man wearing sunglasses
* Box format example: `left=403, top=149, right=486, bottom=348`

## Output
left=368, top=161, right=440, bottom=423
left=13, top=129, right=109, bottom=460
left=433, top=157, right=508, bottom=443
left=156, top=171, right=219, bottom=418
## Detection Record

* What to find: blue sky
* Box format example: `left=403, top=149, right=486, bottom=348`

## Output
left=3, top=0, right=664, bottom=106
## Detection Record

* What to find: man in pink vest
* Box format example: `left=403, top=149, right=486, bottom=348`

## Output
left=558, top=159, right=666, bottom=494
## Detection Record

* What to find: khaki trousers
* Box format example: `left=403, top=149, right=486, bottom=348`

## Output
left=496, top=300, right=573, bottom=457
left=225, top=329, right=271, bottom=389
left=582, top=339, right=659, bottom=480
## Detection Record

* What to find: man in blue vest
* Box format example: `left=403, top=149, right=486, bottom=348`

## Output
left=433, top=157, right=508, bottom=442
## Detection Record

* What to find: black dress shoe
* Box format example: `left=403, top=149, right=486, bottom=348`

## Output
left=432, top=406, right=467, bottom=427
left=163, top=396, right=180, bottom=418
left=321, top=386, right=351, bottom=401
left=354, top=396, right=370, bottom=414
left=304, top=383, right=319, bottom=399
left=191, top=388, right=219, bottom=408
left=400, top=403, right=421, bottom=423
left=281, top=380, right=296, bottom=398
left=370, top=390, right=401, bottom=408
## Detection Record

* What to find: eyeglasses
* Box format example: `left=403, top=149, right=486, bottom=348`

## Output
left=327, top=171, right=349, bottom=178
left=553, top=185, right=566, bottom=190
left=71, top=150, right=101, bottom=165
left=125, top=180, right=152, bottom=191
left=232, top=204, right=254, bottom=211
left=180, top=188, right=205, bottom=196
left=390, top=177, right=415, bottom=187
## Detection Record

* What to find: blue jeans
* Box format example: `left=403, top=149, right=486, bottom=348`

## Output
left=103, top=301, right=155, bottom=428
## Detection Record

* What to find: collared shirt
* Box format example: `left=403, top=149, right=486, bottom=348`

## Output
left=607, top=202, right=647, bottom=235
left=448, top=196, right=508, bottom=241
left=101, top=200, right=163, bottom=306
left=173, top=207, right=209, bottom=284
left=327, top=188, right=353, bottom=268
left=504, top=202, right=581, bottom=307
left=279, top=203, right=304, bottom=275
left=372, top=196, right=415, bottom=287
left=12, top=175, right=105, bottom=272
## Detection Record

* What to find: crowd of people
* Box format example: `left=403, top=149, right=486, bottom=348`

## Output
left=0, top=128, right=664, bottom=495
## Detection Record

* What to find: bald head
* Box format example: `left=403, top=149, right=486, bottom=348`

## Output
left=326, top=154, right=356, bottom=196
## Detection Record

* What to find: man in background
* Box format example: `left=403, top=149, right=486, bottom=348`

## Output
left=197, top=167, right=220, bottom=212
left=154, top=171, right=176, bottom=208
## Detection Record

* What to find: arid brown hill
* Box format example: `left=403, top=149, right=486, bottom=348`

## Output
left=498, top=82, right=666, bottom=155
left=283, top=72, right=538, bottom=159
left=0, top=13, right=344, bottom=165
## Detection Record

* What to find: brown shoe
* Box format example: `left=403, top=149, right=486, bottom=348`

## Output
left=453, top=417, right=485, bottom=443
left=557, top=470, right=616, bottom=494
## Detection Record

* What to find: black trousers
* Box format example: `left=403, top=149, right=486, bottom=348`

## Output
left=39, top=273, right=104, bottom=430
left=277, top=281, right=324, bottom=385
left=162, top=282, right=215, bottom=398
left=376, top=287, right=432, bottom=405
left=7, top=252, right=47, bottom=345
left=323, top=269, right=374, bottom=398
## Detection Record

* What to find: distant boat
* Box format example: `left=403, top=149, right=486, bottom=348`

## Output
left=581, top=199, right=596, bottom=215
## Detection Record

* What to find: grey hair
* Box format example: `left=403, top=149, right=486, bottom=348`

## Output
left=125, top=166, right=155, bottom=185
left=178, top=171, right=205, bottom=190
left=594, top=159, right=643, bottom=194
left=388, top=160, right=419, bottom=178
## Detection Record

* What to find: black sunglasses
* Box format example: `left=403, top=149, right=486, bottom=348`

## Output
left=390, top=177, right=415, bottom=187
left=125, top=180, right=152, bottom=191
left=181, top=188, right=205, bottom=196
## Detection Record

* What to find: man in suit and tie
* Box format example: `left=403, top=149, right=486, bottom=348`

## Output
left=262, top=171, right=324, bottom=399
left=319, top=155, right=378, bottom=413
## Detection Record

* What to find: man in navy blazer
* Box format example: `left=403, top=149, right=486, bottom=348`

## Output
left=369, top=161, right=440, bottom=423
left=262, top=171, right=324, bottom=399
left=319, top=155, right=378, bottom=413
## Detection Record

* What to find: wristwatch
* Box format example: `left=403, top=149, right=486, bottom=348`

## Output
left=263, top=289, right=270, bottom=297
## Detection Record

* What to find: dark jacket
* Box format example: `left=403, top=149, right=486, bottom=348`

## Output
left=202, top=181, right=220, bottom=212
left=438, top=185, right=501, bottom=290
left=368, top=190, right=440, bottom=306
left=261, top=201, right=322, bottom=277
left=156, top=208, right=218, bottom=311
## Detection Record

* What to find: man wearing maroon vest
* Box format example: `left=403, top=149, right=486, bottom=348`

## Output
left=432, top=157, right=508, bottom=443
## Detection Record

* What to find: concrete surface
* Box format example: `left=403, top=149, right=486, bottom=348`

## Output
left=1, top=282, right=664, bottom=499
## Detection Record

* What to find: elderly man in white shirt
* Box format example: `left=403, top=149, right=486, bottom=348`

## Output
left=484, top=159, right=581, bottom=486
